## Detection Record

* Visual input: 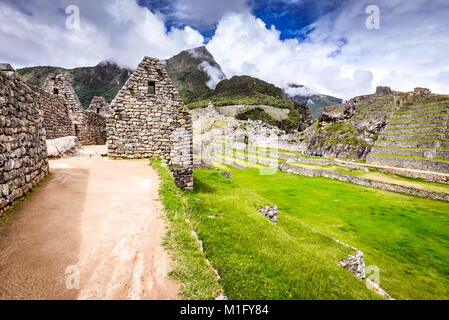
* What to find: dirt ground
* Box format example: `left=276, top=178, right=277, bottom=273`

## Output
left=0, top=151, right=180, bottom=300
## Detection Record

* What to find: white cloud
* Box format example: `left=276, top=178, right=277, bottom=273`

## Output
left=198, top=61, right=226, bottom=89
left=207, top=1, right=449, bottom=99
left=172, top=0, right=250, bottom=28
left=0, top=0, right=205, bottom=69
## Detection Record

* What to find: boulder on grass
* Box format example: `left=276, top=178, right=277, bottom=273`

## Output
left=46, top=136, right=81, bottom=158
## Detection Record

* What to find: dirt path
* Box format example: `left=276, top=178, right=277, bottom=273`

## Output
left=0, top=154, right=180, bottom=300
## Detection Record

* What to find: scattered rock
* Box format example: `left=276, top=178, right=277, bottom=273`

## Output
left=220, top=172, right=232, bottom=181
left=338, top=251, right=366, bottom=280
left=214, top=269, right=222, bottom=285
left=258, top=206, right=278, bottom=224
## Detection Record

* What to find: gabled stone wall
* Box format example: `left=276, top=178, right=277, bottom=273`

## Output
left=84, top=111, right=107, bottom=145
left=0, top=64, right=49, bottom=215
left=35, top=88, right=74, bottom=139
left=42, top=74, right=107, bottom=145
left=87, top=96, right=113, bottom=118
left=107, top=57, right=193, bottom=190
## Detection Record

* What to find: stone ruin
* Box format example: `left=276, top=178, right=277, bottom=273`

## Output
left=107, top=57, right=193, bottom=191
left=87, top=96, right=113, bottom=118
left=42, top=74, right=107, bottom=145
left=0, top=64, right=49, bottom=215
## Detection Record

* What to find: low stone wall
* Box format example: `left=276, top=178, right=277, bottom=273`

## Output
left=367, top=155, right=449, bottom=174
left=377, top=167, right=449, bottom=185
left=0, top=64, right=49, bottom=215
left=280, top=163, right=449, bottom=202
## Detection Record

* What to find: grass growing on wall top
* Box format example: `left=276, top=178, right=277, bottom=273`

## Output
left=151, top=159, right=223, bottom=300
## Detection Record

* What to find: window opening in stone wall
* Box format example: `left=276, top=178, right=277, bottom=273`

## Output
left=148, top=81, right=156, bottom=95
left=54, top=89, right=59, bottom=95
left=74, top=124, right=79, bottom=137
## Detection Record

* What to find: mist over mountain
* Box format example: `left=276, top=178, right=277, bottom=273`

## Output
left=282, top=84, right=343, bottom=119
left=163, top=46, right=227, bottom=104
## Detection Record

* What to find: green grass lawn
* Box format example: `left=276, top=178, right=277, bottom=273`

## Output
left=187, top=170, right=379, bottom=299
left=231, top=169, right=449, bottom=300
left=154, top=161, right=379, bottom=300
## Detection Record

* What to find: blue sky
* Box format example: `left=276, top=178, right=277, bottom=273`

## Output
left=1, top=0, right=448, bottom=99
left=138, top=0, right=344, bottom=40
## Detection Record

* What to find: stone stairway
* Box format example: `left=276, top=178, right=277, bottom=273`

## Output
left=367, top=97, right=449, bottom=174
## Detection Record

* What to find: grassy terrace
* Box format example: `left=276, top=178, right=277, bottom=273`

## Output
left=231, top=168, right=449, bottom=300
left=288, top=162, right=449, bottom=195
left=384, top=126, right=444, bottom=131
left=370, top=154, right=449, bottom=163
left=381, top=132, right=442, bottom=136
left=378, top=139, right=440, bottom=142
left=391, top=115, right=447, bottom=121
left=155, top=160, right=379, bottom=299
left=389, top=121, right=445, bottom=126
left=156, top=157, right=449, bottom=299
left=213, top=145, right=449, bottom=193
left=394, top=109, right=448, bottom=116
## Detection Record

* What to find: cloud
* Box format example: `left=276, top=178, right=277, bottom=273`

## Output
left=198, top=61, right=227, bottom=89
left=0, top=0, right=205, bottom=69
left=172, top=0, right=250, bottom=29
left=207, top=1, right=449, bottom=99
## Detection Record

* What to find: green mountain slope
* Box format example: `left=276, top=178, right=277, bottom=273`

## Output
left=17, top=61, right=131, bottom=108
left=189, top=75, right=313, bottom=132
left=163, top=46, right=226, bottom=104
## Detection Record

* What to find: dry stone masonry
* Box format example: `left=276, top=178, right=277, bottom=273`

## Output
left=36, top=89, right=74, bottom=139
left=87, top=96, right=113, bottom=118
left=0, top=64, right=49, bottom=215
left=367, top=88, right=449, bottom=176
left=258, top=206, right=278, bottom=224
left=107, top=57, right=193, bottom=190
left=43, top=74, right=107, bottom=145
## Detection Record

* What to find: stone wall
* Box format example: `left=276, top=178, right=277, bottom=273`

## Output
left=280, top=163, right=449, bottom=202
left=107, top=57, right=193, bottom=190
left=87, top=96, right=113, bottom=118
left=0, top=64, right=49, bottom=215
left=83, top=111, right=107, bottom=145
left=42, top=74, right=107, bottom=145
left=35, top=88, right=74, bottom=139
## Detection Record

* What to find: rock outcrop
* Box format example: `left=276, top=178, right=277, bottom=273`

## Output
left=46, top=136, right=81, bottom=158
